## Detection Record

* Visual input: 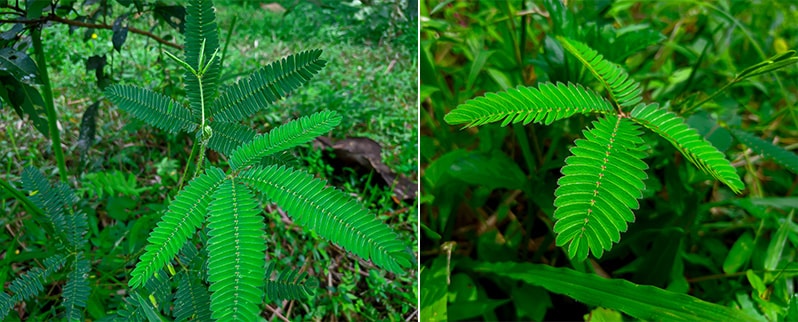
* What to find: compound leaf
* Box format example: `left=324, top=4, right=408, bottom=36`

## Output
left=444, top=82, right=614, bottom=128
left=557, top=36, right=643, bottom=109
left=264, top=263, right=318, bottom=303
left=229, top=110, right=341, bottom=170
left=105, top=85, right=197, bottom=134
left=207, top=121, right=256, bottom=156
left=63, top=253, right=90, bottom=321
left=0, top=254, right=67, bottom=320
left=239, top=165, right=413, bottom=274
left=129, top=167, right=227, bottom=289
left=553, top=116, right=648, bottom=260
left=730, top=128, right=798, bottom=175
left=207, top=179, right=265, bottom=321
left=631, top=103, right=744, bottom=193
left=211, top=50, right=326, bottom=122
left=184, top=0, right=220, bottom=120
left=174, top=273, right=212, bottom=322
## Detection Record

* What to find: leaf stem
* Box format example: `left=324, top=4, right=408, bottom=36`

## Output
left=31, top=27, right=67, bottom=182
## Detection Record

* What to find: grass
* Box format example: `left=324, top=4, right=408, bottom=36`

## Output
left=0, top=1, right=417, bottom=320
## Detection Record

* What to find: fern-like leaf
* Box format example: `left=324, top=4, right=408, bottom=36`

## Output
left=730, top=129, right=798, bottom=175
left=207, top=121, right=256, bottom=156
left=553, top=116, right=648, bottom=260
left=0, top=254, right=67, bottom=320
left=105, top=85, right=197, bottom=134
left=63, top=253, right=90, bottom=321
left=207, top=179, right=265, bottom=321
left=211, top=50, right=326, bottom=122
left=22, top=167, right=69, bottom=241
left=630, top=103, right=744, bottom=193
left=239, top=165, right=413, bottom=274
left=129, top=167, right=227, bottom=289
left=444, top=82, right=614, bottom=128
left=174, top=273, right=213, bottom=322
left=230, top=111, right=342, bottom=170
left=557, top=36, right=643, bottom=109
left=264, top=263, right=318, bottom=302
left=184, top=0, right=220, bottom=120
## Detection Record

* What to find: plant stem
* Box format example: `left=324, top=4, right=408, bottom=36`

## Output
left=682, top=79, right=736, bottom=114
left=31, top=27, right=67, bottom=182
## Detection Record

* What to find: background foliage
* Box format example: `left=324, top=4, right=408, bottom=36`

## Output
left=0, top=0, right=417, bottom=320
left=421, top=0, right=798, bottom=320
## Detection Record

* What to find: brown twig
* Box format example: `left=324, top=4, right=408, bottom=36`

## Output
left=0, top=14, right=182, bottom=50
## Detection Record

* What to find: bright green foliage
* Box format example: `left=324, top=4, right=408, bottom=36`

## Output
left=211, top=49, right=327, bottom=122
left=108, top=0, right=413, bottom=318
left=264, top=263, right=318, bottom=302
left=230, top=110, right=342, bottom=169
left=128, top=167, right=227, bottom=289
left=731, top=128, right=798, bottom=175
left=80, top=170, right=147, bottom=199
left=630, top=103, right=744, bottom=193
left=444, top=82, right=614, bottom=128
left=553, top=116, right=648, bottom=260
left=207, top=179, right=265, bottom=321
left=239, top=165, right=414, bottom=274
left=445, top=36, right=746, bottom=261
left=557, top=36, right=643, bottom=109
left=105, top=85, right=197, bottom=133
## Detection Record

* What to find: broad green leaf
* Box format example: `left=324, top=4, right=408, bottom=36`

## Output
left=420, top=257, right=449, bottom=322
left=764, top=212, right=794, bottom=271
left=467, top=260, right=757, bottom=321
left=723, top=231, right=755, bottom=274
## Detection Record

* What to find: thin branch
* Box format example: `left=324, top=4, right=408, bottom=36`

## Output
left=0, top=14, right=182, bottom=50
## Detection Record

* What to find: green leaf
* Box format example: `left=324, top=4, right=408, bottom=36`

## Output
left=129, top=167, right=227, bottom=289
left=207, top=121, right=256, bottom=156
left=553, top=116, right=648, bottom=260
left=174, top=273, right=212, bottom=322
left=239, top=165, right=413, bottom=274
left=764, top=212, right=794, bottom=271
left=184, top=0, right=220, bottom=120
left=444, top=82, right=614, bottom=128
left=207, top=179, right=265, bottom=321
left=264, top=263, right=318, bottom=303
left=420, top=257, right=449, bottom=322
left=731, top=129, right=798, bottom=175
left=230, top=111, right=341, bottom=170
left=63, top=253, right=90, bottom=321
left=105, top=85, right=198, bottom=134
left=723, top=231, right=755, bottom=274
left=0, top=48, right=39, bottom=84
left=0, top=76, right=49, bottom=137
left=211, top=50, right=326, bottom=122
left=446, top=151, right=527, bottom=190
left=631, top=103, right=744, bottom=193
left=556, top=36, right=643, bottom=108
left=467, top=261, right=758, bottom=321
